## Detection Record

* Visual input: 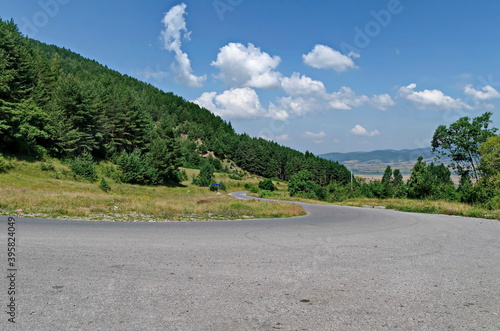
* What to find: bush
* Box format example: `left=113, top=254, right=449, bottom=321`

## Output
left=70, top=152, right=97, bottom=182
left=487, top=196, right=500, bottom=210
left=99, top=177, right=111, bottom=192
left=288, top=170, right=325, bottom=200
left=209, top=182, right=226, bottom=192
left=114, top=149, right=159, bottom=185
left=193, top=162, right=214, bottom=187
left=228, top=173, right=244, bottom=180
left=259, top=190, right=279, bottom=198
left=101, top=163, right=122, bottom=182
left=258, top=179, right=276, bottom=191
left=40, top=162, right=55, bottom=172
left=177, top=169, right=188, bottom=182
left=327, top=183, right=351, bottom=202
left=244, top=183, right=259, bottom=193
left=0, top=155, right=14, bottom=173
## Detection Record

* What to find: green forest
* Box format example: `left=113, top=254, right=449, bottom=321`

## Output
left=1, top=18, right=499, bottom=212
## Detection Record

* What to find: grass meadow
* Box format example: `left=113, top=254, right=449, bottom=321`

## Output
left=0, top=159, right=305, bottom=222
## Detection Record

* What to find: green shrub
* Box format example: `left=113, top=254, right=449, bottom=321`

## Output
left=468, top=209, right=485, bottom=218
left=228, top=173, right=244, bottom=180
left=259, top=190, right=279, bottom=198
left=40, top=162, right=55, bottom=172
left=288, top=170, right=326, bottom=200
left=327, top=183, right=350, bottom=202
left=0, top=155, right=14, bottom=173
left=99, top=177, right=111, bottom=192
left=70, top=152, right=97, bottom=182
left=193, top=162, right=214, bottom=187
left=114, top=149, right=159, bottom=185
left=209, top=181, right=227, bottom=192
left=244, top=183, right=259, bottom=193
left=177, top=169, right=188, bottom=182
left=101, top=163, right=122, bottom=181
left=487, top=196, right=500, bottom=210
left=258, top=179, right=276, bottom=191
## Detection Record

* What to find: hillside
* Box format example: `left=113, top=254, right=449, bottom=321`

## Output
left=0, top=18, right=350, bottom=187
left=320, top=148, right=451, bottom=174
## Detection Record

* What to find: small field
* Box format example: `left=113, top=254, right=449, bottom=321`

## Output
left=0, top=159, right=305, bottom=222
left=356, top=174, right=461, bottom=185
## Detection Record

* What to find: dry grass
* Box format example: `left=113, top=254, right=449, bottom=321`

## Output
left=336, top=198, right=500, bottom=219
left=0, top=160, right=305, bottom=222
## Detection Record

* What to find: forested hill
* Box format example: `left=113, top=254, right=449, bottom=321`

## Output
left=0, top=18, right=351, bottom=186
left=320, top=148, right=436, bottom=164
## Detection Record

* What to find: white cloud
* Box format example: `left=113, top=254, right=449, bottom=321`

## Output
left=350, top=125, right=380, bottom=137
left=272, top=96, right=321, bottom=117
left=303, top=131, right=326, bottom=144
left=280, top=73, right=326, bottom=96
left=276, top=134, right=290, bottom=141
left=274, top=86, right=394, bottom=117
left=371, top=94, right=395, bottom=111
left=326, top=87, right=394, bottom=111
left=192, top=87, right=287, bottom=120
left=211, top=42, right=282, bottom=89
left=464, top=84, right=500, bottom=101
left=303, top=131, right=326, bottom=139
left=327, top=87, right=368, bottom=110
left=398, top=83, right=471, bottom=110
left=161, top=3, right=206, bottom=87
left=191, top=91, right=218, bottom=111
left=267, top=102, right=290, bottom=121
left=303, top=45, right=359, bottom=72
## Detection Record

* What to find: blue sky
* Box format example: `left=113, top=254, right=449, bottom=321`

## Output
left=2, top=0, right=500, bottom=153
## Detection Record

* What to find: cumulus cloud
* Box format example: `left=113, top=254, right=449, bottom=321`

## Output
left=327, top=87, right=368, bottom=110
left=398, top=83, right=471, bottom=110
left=464, top=84, right=500, bottom=101
left=303, top=45, right=359, bottom=72
left=211, top=42, right=282, bottom=89
left=371, top=93, right=396, bottom=111
left=161, top=3, right=206, bottom=87
left=274, top=85, right=395, bottom=117
left=272, top=96, right=322, bottom=117
left=327, top=87, right=394, bottom=111
left=350, top=125, right=380, bottom=137
left=280, top=73, right=326, bottom=96
left=276, top=134, right=290, bottom=141
left=192, top=87, right=287, bottom=120
left=303, top=131, right=326, bottom=144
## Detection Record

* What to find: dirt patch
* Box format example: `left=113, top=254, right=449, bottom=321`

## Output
left=196, top=200, right=211, bottom=205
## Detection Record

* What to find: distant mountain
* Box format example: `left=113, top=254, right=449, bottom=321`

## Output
left=320, top=148, right=450, bottom=174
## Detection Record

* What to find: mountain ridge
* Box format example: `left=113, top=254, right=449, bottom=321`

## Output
left=319, top=147, right=450, bottom=174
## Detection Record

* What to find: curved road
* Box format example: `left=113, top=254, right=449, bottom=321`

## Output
left=1, top=192, right=499, bottom=330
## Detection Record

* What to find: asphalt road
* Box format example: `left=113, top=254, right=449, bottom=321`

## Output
left=1, top=192, right=499, bottom=330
